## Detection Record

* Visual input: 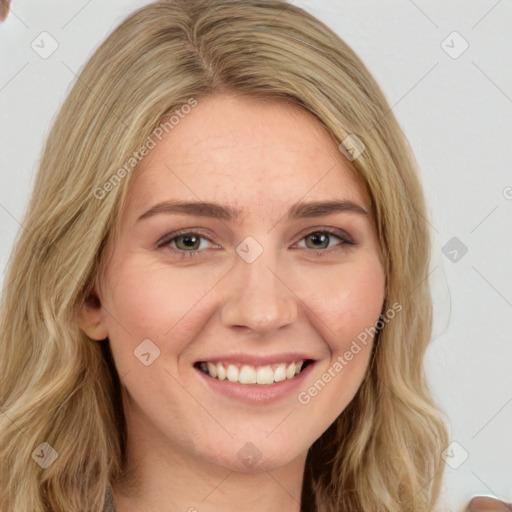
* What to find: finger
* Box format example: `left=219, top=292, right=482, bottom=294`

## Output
left=466, top=496, right=512, bottom=511
left=0, top=0, right=11, bottom=22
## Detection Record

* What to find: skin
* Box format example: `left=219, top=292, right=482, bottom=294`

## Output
left=79, top=92, right=386, bottom=512
left=0, top=0, right=10, bottom=22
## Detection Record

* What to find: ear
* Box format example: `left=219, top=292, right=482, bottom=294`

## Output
left=77, top=288, right=109, bottom=341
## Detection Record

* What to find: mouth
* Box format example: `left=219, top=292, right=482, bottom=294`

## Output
left=193, top=359, right=314, bottom=385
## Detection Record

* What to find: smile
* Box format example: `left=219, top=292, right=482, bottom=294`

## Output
left=195, top=360, right=312, bottom=385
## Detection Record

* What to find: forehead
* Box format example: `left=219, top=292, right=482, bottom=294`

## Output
left=126, top=93, right=369, bottom=217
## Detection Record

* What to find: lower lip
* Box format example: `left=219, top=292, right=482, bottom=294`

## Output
left=195, top=362, right=316, bottom=405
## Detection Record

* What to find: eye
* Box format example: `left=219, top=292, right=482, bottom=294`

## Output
left=157, top=230, right=219, bottom=258
left=295, top=229, right=355, bottom=252
left=173, top=233, right=210, bottom=251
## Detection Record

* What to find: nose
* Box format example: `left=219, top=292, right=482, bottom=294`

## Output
left=219, top=248, right=298, bottom=336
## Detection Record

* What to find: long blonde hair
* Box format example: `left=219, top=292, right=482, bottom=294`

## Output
left=0, top=1, right=449, bottom=510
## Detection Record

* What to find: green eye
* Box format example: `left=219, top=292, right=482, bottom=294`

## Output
left=175, top=234, right=202, bottom=251
left=295, top=229, right=355, bottom=252
left=157, top=231, right=216, bottom=258
left=304, top=232, right=331, bottom=249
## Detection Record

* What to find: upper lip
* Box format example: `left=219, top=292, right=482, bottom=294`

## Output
left=195, top=353, right=316, bottom=366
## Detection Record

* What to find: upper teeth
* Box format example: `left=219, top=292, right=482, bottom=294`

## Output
left=199, top=361, right=305, bottom=385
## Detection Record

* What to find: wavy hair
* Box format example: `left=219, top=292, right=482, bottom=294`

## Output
left=0, top=1, right=449, bottom=510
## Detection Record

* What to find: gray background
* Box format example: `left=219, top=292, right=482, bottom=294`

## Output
left=1, top=1, right=511, bottom=510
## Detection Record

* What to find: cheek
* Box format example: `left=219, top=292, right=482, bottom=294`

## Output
left=101, top=257, right=226, bottom=366
left=301, top=255, right=385, bottom=355
left=292, top=257, right=385, bottom=422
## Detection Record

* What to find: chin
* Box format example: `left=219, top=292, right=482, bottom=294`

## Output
left=200, top=436, right=308, bottom=474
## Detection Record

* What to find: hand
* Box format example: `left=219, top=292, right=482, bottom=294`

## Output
left=0, top=0, right=11, bottom=22
left=466, top=496, right=512, bottom=511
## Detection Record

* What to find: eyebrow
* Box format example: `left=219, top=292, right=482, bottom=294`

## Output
left=137, top=199, right=368, bottom=223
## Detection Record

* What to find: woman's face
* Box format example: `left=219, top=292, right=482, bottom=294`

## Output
left=84, top=93, right=385, bottom=473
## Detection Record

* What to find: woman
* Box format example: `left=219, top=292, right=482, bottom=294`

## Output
left=0, top=1, right=451, bottom=511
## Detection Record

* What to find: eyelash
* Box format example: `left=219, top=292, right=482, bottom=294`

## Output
left=156, top=228, right=356, bottom=260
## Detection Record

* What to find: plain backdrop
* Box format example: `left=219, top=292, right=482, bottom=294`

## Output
left=1, top=1, right=511, bottom=511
